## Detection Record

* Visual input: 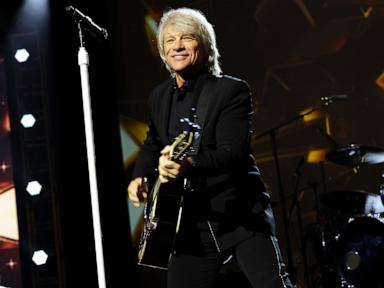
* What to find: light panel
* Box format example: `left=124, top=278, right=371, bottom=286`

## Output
left=14, top=49, right=30, bottom=63
left=20, top=114, right=36, bottom=128
left=32, top=250, right=48, bottom=266
left=26, top=181, right=42, bottom=196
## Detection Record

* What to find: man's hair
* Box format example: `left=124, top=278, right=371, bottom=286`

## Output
left=157, top=7, right=222, bottom=77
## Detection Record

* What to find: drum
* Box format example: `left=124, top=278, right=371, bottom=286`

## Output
left=321, top=190, right=384, bottom=216
left=321, top=190, right=384, bottom=239
left=332, top=216, right=384, bottom=288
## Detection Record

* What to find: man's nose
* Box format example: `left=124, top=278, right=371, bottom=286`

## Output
left=173, top=38, right=184, bottom=50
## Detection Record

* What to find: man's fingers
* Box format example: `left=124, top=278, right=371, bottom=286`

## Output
left=130, top=189, right=144, bottom=206
left=131, top=201, right=140, bottom=207
left=127, top=177, right=149, bottom=207
left=128, top=190, right=140, bottom=202
left=160, top=159, right=181, bottom=176
left=161, top=145, right=171, bottom=155
left=129, top=195, right=140, bottom=207
left=159, top=175, right=168, bottom=183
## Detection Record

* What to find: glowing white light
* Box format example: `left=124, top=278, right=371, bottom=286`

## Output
left=26, top=181, right=42, bottom=196
left=5, top=258, right=17, bottom=269
left=14, top=49, right=30, bottom=63
left=22, top=0, right=49, bottom=19
left=20, top=114, right=36, bottom=128
left=0, top=162, right=10, bottom=172
left=32, top=250, right=48, bottom=265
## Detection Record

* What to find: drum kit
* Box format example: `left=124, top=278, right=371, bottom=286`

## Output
left=312, top=144, right=384, bottom=288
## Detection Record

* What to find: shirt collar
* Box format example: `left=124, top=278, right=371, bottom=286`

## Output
left=172, top=67, right=209, bottom=92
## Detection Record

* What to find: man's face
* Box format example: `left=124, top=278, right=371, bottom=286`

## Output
left=163, top=24, right=205, bottom=77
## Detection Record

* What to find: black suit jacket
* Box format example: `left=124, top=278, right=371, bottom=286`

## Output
left=133, top=73, right=276, bottom=251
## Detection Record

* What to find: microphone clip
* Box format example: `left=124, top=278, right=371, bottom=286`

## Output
left=320, top=94, right=348, bottom=106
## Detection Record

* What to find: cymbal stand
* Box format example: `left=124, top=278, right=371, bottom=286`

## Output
left=319, top=161, right=327, bottom=195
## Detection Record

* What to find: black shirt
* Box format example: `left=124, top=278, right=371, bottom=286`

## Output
left=167, top=79, right=195, bottom=141
left=167, top=71, right=207, bottom=142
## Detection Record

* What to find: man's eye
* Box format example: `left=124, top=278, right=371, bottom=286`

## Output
left=165, top=38, right=174, bottom=44
left=183, top=35, right=195, bottom=40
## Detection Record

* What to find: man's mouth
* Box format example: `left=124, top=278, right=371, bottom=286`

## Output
left=172, top=54, right=188, bottom=60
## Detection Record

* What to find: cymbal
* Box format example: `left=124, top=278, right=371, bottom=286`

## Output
left=326, top=144, right=384, bottom=167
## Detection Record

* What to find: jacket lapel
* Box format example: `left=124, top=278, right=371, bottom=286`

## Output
left=157, top=79, right=174, bottom=144
left=193, top=75, right=217, bottom=153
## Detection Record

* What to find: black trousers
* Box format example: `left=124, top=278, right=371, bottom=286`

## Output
left=167, top=233, right=293, bottom=288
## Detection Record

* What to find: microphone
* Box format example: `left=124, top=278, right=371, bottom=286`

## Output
left=321, top=94, right=348, bottom=105
left=65, top=6, right=108, bottom=40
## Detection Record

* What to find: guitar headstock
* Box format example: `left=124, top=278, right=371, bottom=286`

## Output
left=169, top=118, right=200, bottom=161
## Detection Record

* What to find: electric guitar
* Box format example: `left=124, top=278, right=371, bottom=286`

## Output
left=137, top=118, right=200, bottom=270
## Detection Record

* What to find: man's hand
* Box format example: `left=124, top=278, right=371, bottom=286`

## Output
left=158, top=145, right=191, bottom=183
left=127, top=177, right=148, bottom=207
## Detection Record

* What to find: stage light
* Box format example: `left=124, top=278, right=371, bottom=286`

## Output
left=23, top=0, right=49, bottom=19
left=144, top=14, right=159, bottom=55
left=0, top=161, right=10, bottom=172
left=32, top=250, right=48, bottom=265
left=300, top=107, right=322, bottom=124
left=306, top=148, right=328, bottom=163
left=20, top=114, right=36, bottom=128
left=14, top=49, right=30, bottom=63
left=5, top=258, right=17, bottom=269
left=26, top=181, right=42, bottom=196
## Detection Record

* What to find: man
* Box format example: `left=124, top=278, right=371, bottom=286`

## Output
left=128, top=7, right=292, bottom=288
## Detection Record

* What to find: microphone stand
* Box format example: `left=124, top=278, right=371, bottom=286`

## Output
left=254, top=104, right=323, bottom=281
left=75, top=21, right=107, bottom=288
left=288, top=170, right=312, bottom=288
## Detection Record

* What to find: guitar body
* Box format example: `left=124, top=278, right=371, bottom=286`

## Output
left=138, top=186, right=184, bottom=269
left=137, top=119, right=199, bottom=270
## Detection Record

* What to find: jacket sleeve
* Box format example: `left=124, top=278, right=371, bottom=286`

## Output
left=131, top=91, right=162, bottom=181
left=189, top=80, right=255, bottom=176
